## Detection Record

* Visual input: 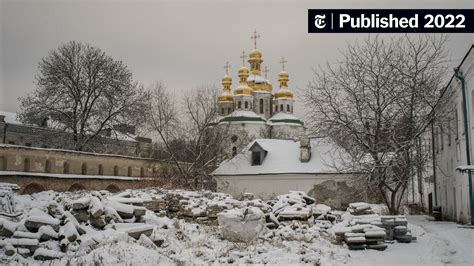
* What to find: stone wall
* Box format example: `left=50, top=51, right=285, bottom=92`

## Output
left=0, top=145, right=162, bottom=178
left=0, top=116, right=153, bottom=157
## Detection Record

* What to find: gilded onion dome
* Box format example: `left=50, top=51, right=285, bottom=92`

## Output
left=274, top=71, right=294, bottom=99
left=247, top=50, right=272, bottom=93
left=218, top=75, right=233, bottom=102
left=234, top=66, right=253, bottom=95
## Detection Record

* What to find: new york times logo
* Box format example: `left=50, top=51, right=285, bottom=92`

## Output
left=308, top=9, right=473, bottom=33
left=314, top=14, right=326, bottom=29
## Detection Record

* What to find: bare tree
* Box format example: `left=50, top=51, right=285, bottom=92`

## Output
left=304, top=35, right=449, bottom=214
left=18, top=41, right=147, bottom=151
left=146, top=83, right=229, bottom=189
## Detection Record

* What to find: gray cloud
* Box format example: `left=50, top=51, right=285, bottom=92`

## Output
left=1, top=0, right=472, bottom=118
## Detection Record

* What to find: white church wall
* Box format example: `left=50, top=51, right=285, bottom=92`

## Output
left=214, top=173, right=351, bottom=201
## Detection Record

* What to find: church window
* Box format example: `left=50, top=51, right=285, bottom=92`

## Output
left=221, top=108, right=224, bottom=115
left=227, top=108, right=231, bottom=114
left=232, top=147, right=237, bottom=157
left=259, top=99, right=264, bottom=113
left=128, top=166, right=132, bottom=177
left=98, top=164, right=104, bottom=175
left=238, top=101, right=241, bottom=109
left=275, top=106, right=277, bottom=112
left=140, top=167, right=145, bottom=177
left=231, top=135, right=238, bottom=143
left=114, top=165, right=119, bottom=176
left=245, top=101, right=248, bottom=109
left=287, top=105, right=290, bottom=112
left=280, top=104, right=283, bottom=111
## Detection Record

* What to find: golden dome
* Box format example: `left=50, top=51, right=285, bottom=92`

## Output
left=219, top=74, right=233, bottom=102
left=218, top=92, right=234, bottom=102
left=249, top=50, right=262, bottom=59
left=275, top=71, right=293, bottom=99
left=274, top=88, right=294, bottom=99
left=238, top=66, right=250, bottom=75
left=234, top=84, right=253, bottom=96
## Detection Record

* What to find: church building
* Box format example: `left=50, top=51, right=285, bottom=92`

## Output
left=215, top=31, right=305, bottom=155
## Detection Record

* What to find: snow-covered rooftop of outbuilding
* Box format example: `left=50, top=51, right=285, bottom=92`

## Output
left=0, top=111, right=21, bottom=124
left=212, top=137, right=349, bottom=176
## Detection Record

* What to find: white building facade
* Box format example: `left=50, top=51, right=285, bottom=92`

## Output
left=429, top=45, right=474, bottom=224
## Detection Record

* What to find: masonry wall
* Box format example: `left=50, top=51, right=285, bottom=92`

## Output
left=0, top=145, right=162, bottom=178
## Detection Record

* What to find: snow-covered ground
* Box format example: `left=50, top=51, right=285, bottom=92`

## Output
left=348, top=215, right=473, bottom=265
left=1, top=188, right=472, bottom=265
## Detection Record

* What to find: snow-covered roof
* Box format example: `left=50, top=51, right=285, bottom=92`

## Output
left=219, top=110, right=266, bottom=124
left=213, top=138, right=349, bottom=176
left=268, top=112, right=303, bottom=125
left=0, top=111, right=21, bottom=124
left=247, top=74, right=269, bottom=84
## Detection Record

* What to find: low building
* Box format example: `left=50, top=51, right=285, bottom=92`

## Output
left=212, top=137, right=357, bottom=207
left=0, top=144, right=165, bottom=194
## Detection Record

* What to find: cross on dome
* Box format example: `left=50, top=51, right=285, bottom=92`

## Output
left=240, top=51, right=247, bottom=66
left=263, top=66, right=269, bottom=79
left=279, top=57, right=288, bottom=71
left=250, top=30, right=260, bottom=50
left=223, top=61, right=231, bottom=75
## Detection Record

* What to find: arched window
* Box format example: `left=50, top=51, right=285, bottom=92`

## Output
left=259, top=99, right=264, bottom=113
left=221, top=108, right=224, bottom=115
left=245, top=101, right=248, bottom=109
left=275, top=106, right=277, bottom=112
left=140, top=167, right=145, bottom=177
left=280, top=104, right=283, bottom=111
left=98, top=164, right=104, bottom=175
left=232, top=147, right=237, bottom=156
left=287, top=105, right=290, bottom=112
left=127, top=166, right=132, bottom=177
left=24, top=158, right=30, bottom=172
left=63, top=162, right=70, bottom=174
left=227, top=108, right=231, bottom=114
left=81, top=163, right=87, bottom=175
left=114, top=165, right=119, bottom=176
left=238, top=101, right=241, bottom=109
left=45, top=160, right=51, bottom=173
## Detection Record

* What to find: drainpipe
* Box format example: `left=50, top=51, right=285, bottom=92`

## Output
left=431, top=122, right=438, bottom=206
left=454, top=67, right=474, bottom=225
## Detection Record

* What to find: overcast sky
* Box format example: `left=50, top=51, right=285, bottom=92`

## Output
left=1, top=0, right=473, bottom=117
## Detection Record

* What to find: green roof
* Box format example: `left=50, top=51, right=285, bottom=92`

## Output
left=219, top=116, right=266, bottom=123
left=269, top=119, right=304, bottom=125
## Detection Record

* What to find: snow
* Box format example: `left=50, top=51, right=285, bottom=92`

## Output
left=348, top=215, right=474, bottom=265
left=213, top=137, right=349, bottom=175
left=0, top=111, right=21, bottom=124
left=2, top=189, right=472, bottom=265
left=0, top=170, right=143, bottom=181
left=247, top=74, right=269, bottom=84
left=227, top=110, right=265, bottom=119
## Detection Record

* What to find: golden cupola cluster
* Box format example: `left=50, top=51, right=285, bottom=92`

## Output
left=217, top=30, right=294, bottom=102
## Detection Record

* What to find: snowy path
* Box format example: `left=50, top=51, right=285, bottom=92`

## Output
left=347, top=215, right=474, bottom=265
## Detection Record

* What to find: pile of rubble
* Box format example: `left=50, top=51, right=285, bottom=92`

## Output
left=331, top=204, right=416, bottom=251
left=0, top=191, right=155, bottom=260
